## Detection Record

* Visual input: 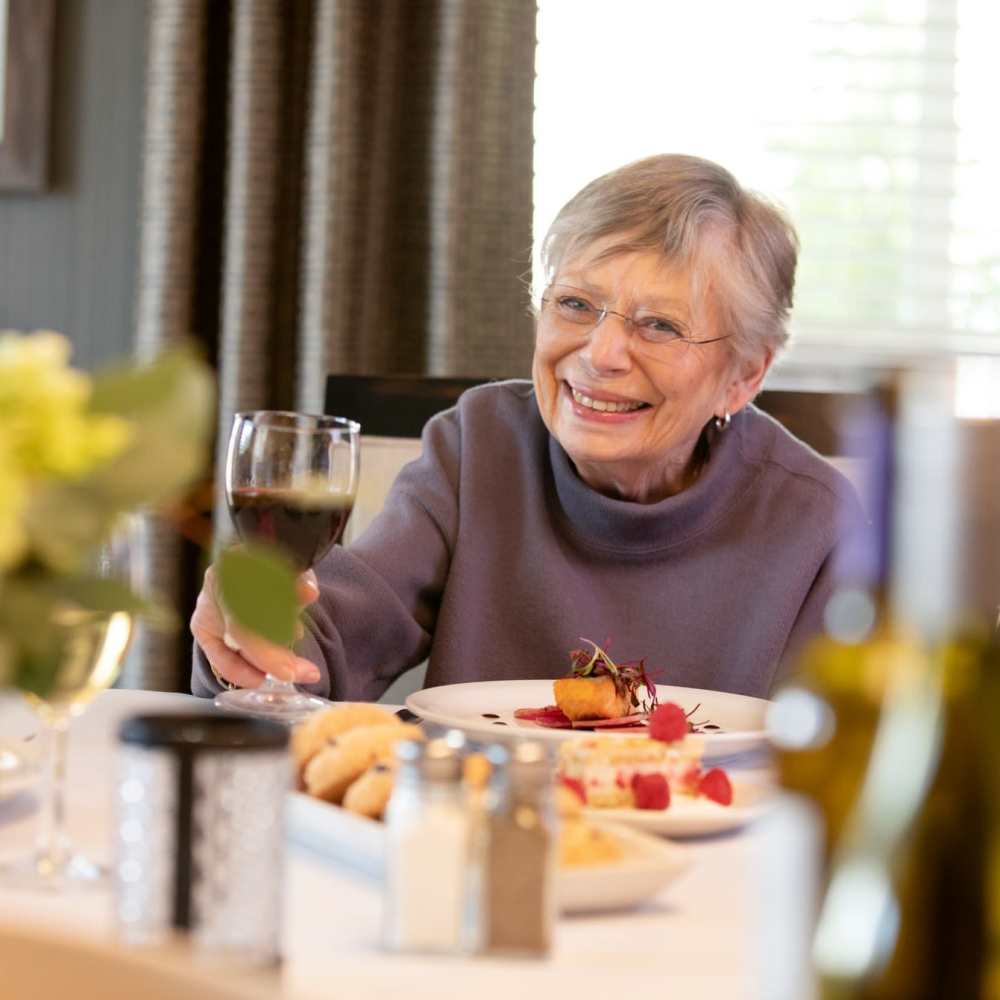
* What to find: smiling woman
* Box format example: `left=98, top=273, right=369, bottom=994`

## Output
left=192, top=154, right=866, bottom=704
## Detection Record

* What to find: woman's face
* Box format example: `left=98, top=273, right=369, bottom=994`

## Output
left=532, top=241, right=767, bottom=501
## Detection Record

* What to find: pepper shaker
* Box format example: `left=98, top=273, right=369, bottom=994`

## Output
left=475, top=740, right=556, bottom=957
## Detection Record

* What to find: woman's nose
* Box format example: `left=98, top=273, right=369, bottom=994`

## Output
left=582, top=311, right=633, bottom=374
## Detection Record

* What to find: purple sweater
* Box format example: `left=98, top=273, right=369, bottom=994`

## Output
left=193, top=380, right=861, bottom=700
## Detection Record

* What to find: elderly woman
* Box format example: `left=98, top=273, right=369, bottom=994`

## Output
left=192, top=154, right=859, bottom=701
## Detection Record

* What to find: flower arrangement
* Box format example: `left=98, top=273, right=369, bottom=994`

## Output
left=0, top=330, right=216, bottom=696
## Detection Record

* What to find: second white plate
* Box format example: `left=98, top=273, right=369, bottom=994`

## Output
left=580, top=768, right=775, bottom=838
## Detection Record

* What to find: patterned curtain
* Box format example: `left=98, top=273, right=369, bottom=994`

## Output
left=130, top=0, right=537, bottom=691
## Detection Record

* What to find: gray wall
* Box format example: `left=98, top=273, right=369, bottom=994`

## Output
left=0, top=0, right=147, bottom=369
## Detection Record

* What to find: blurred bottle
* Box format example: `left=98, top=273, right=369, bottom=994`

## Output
left=771, top=378, right=923, bottom=864
left=770, top=367, right=999, bottom=997
left=848, top=628, right=993, bottom=1000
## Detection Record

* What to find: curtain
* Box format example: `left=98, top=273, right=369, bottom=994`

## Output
left=130, top=0, right=537, bottom=691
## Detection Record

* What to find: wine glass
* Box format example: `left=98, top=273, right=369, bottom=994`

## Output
left=1, top=525, right=136, bottom=890
left=213, top=410, right=360, bottom=723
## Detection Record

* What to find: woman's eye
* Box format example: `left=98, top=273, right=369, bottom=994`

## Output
left=638, top=315, right=682, bottom=337
left=558, top=296, right=594, bottom=313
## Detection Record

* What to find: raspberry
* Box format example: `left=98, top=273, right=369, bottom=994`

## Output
left=630, top=772, right=671, bottom=810
left=649, top=702, right=689, bottom=743
left=698, top=768, right=733, bottom=806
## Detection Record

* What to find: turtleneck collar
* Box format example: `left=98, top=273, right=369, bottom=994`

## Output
left=547, top=406, right=767, bottom=555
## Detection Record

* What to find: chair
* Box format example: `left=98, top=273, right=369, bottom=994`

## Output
left=755, top=388, right=872, bottom=508
left=325, top=374, right=490, bottom=545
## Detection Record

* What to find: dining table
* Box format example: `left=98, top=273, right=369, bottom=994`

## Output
left=0, top=689, right=819, bottom=999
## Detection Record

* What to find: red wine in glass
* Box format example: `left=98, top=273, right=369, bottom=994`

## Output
left=228, top=488, right=354, bottom=572
left=214, top=410, right=360, bottom=723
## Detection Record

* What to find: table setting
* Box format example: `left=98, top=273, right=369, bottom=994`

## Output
left=0, top=685, right=809, bottom=999
left=0, top=330, right=817, bottom=998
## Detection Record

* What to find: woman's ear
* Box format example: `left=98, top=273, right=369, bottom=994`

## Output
left=724, top=349, right=773, bottom=414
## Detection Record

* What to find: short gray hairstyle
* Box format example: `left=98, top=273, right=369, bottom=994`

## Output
left=539, top=155, right=799, bottom=366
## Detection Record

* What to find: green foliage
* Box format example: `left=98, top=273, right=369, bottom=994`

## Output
left=22, top=347, right=216, bottom=572
left=217, top=544, right=299, bottom=648
left=0, top=338, right=218, bottom=697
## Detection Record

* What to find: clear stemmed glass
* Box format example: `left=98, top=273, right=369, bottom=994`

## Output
left=213, top=410, right=360, bottom=723
left=1, top=526, right=136, bottom=890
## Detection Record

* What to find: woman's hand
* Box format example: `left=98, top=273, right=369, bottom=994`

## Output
left=191, top=564, right=322, bottom=689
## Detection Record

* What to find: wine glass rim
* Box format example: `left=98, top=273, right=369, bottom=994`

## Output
left=233, top=410, right=361, bottom=434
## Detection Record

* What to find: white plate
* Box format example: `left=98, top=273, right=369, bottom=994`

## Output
left=406, top=680, right=769, bottom=761
left=286, top=793, right=691, bottom=914
left=582, top=770, right=774, bottom=838
left=556, top=821, right=691, bottom=913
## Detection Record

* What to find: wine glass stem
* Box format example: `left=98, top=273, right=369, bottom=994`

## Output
left=261, top=673, right=299, bottom=694
left=36, top=719, right=72, bottom=871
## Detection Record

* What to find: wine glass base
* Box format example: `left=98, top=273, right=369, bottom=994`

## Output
left=213, top=686, right=330, bottom=724
left=1, top=851, right=106, bottom=892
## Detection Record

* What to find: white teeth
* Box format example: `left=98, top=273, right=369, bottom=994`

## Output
left=571, top=388, right=645, bottom=413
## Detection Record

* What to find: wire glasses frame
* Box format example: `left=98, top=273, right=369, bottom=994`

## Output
left=539, top=284, right=731, bottom=351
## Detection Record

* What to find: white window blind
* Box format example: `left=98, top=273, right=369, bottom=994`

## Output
left=533, top=0, right=1000, bottom=366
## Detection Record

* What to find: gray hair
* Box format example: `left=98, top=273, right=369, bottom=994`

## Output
left=539, top=155, right=799, bottom=366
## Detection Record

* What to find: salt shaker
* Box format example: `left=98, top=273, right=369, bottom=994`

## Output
left=382, top=733, right=470, bottom=954
left=115, top=713, right=289, bottom=966
left=475, top=740, right=556, bottom=957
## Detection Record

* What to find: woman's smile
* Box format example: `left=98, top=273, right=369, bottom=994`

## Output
left=564, top=381, right=651, bottom=422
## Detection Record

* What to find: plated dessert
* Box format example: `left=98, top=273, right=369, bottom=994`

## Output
left=513, top=640, right=723, bottom=736
left=557, top=701, right=733, bottom=812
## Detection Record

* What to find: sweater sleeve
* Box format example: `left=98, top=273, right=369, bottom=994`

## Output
left=772, top=553, right=837, bottom=689
left=191, top=406, right=462, bottom=701
left=771, top=487, right=871, bottom=691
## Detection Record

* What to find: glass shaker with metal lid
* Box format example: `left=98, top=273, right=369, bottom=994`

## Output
left=475, top=740, right=557, bottom=957
left=382, top=732, right=471, bottom=954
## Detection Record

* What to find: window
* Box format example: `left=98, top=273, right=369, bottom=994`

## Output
left=533, top=0, right=1000, bottom=369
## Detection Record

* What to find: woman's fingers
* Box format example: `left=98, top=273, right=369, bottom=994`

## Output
left=223, top=620, right=321, bottom=684
left=198, top=633, right=269, bottom=689
left=297, top=569, right=319, bottom=607
left=192, top=562, right=322, bottom=688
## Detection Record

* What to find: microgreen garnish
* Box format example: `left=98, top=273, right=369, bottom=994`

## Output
left=568, top=638, right=659, bottom=712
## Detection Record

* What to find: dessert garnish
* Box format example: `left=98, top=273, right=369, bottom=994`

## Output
left=697, top=768, right=733, bottom=806
left=630, top=772, right=671, bottom=810
left=648, top=702, right=689, bottom=743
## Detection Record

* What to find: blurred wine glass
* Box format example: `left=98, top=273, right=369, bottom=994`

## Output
left=1, top=522, right=136, bottom=890
left=213, top=410, right=360, bottom=723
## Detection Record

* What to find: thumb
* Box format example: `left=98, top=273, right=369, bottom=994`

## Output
left=297, top=569, right=320, bottom=607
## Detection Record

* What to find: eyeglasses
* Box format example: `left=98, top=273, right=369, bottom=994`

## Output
left=539, top=284, right=730, bottom=352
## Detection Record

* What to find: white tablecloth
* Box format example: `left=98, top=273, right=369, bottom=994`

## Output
left=0, top=690, right=817, bottom=999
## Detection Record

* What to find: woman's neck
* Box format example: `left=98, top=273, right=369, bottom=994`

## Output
left=572, top=436, right=708, bottom=504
